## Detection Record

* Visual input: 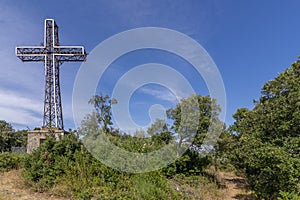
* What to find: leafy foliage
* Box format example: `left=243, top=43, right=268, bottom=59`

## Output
left=80, top=94, right=222, bottom=176
left=165, top=94, right=223, bottom=175
left=22, top=134, right=83, bottom=190
left=229, top=60, right=300, bottom=199
left=88, top=95, right=117, bottom=134
left=0, top=120, right=27, bottom=152
left=167, top=94, right=223, bottom=155
left=147, top=119, right=169, bottom=136
left=0, top=152, right=24, bottom=172
left=22, top=134, right=183, bottom=199
left=12, top=59, right=300, bottom=198
left=278, top=191, right=300, bottom=200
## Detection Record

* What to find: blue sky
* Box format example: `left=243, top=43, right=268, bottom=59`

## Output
left=1, top=0, right=300, bottom=130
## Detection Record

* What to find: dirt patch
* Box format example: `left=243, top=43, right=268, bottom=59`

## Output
left=0, top=170, right=66, bottom=200
left=220, top=172, right=256, bottom=200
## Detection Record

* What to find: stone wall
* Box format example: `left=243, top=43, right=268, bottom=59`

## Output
left=27, top=128, right=65, bottom=153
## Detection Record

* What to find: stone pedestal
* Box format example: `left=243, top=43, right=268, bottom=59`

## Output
left=27, top=128, right=65, bottom=154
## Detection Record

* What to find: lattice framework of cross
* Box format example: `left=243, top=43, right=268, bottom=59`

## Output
left=16, top=19, right=86, bottom=130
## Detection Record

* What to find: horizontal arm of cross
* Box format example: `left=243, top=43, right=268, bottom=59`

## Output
left=16, top=46, right=87, bottom=62
left=55, top=55, right=86, bottom=62
left=54, top=46, right=86, bottom=62
left=16, top=46, right=45, bottom=62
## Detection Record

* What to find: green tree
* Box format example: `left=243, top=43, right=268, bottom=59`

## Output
left=0, top=120, right=13, bottom=132
left=147, top=119, right=168, bottom=136
left=0, top=120, right=27, bottom=152
left=230, top=59, right=300, bottom=199
left=147, top=119, right=173, bottom=144
left=88, top=95, right=117, bottom=134
left=214, top=129, right=236, bottom=170
left=167, top=94, right=222, bottom=155
left=80, top=94, right=222, bottom=175
left=166, top=94, right=224, bottom=175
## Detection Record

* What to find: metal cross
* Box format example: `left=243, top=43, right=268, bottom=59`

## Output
left=16, top=19, right=86, bottom=130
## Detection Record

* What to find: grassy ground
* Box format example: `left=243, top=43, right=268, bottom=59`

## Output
left=0, top=169, right=255, bottom=200
left=0, top=170, right=67, bottom=200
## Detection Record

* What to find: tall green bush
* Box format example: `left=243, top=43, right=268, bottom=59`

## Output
left=22, top=134, right=182, bottom=199
left=0, top=152, right=24, bottom=171
left=230, top=59, right=300, bottom=199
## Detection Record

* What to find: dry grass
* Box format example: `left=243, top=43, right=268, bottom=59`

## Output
left=0, top=169, right=256, bottom=200
left=0, top=170, right=66, bottom=200
left=168, top=167, right=256, bottom=200
left=205, top=166, right=256, bottom=200
left=169, top=175, right=224, bottom=200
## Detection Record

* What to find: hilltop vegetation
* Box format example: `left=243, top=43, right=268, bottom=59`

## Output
left=20, top=93, right=225, bottom=199
left=1, top=58, right=300, bottom=199
left=218, top=59, right=300, bottom=199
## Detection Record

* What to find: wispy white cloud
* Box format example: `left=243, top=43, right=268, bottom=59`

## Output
left=0, top=2, right=44, bottom=95
left=0, top=87, right=75, bottom=129
left=0, top=1, right=223, bottom=130
left=0, top=89, right=42, bottom=113
left=140, top=87, right=178, bottom=104
left=0, top=3, right=51, bottom=128
left=0, top=107, right=41, bottom=129
left=0, top=89, right=43, bottom=128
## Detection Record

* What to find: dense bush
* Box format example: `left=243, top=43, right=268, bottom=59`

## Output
left=161, top=149, right=211, bottom=178
left=228, top=60, right=300, bottom=199
left=278, top=191, right=300, bottom=200
left=22, top=134, right=183, bottom=199
left=0, top=152, right=24, bottom=172
left=20, top=93, right=229, bottom=199
left=22, top=134, right=83, bottom=191
left=0, top=120, right=27, bottom=152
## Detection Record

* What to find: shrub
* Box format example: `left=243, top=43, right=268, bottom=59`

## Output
left=22, top=134, right=83, bottom=190
left=0, top=152, right=24, bottom=172
left=278, top=191, right=300, bottom=200
left=22, top=134, right=183, bottom=199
